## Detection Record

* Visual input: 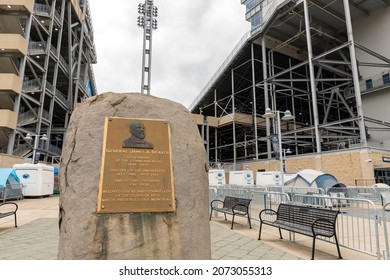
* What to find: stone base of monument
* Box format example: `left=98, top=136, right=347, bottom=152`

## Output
left=58, top=92, right=211, bottom=260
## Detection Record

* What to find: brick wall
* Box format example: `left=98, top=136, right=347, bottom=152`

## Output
left=241, top=148, right=390, bottom=186
left=0, top=153, right=24, bottom=168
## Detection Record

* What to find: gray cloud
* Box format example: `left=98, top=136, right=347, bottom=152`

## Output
left=89, top=0, right=249, bottom=108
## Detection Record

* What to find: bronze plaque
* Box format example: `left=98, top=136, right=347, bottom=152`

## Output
left=97, top=117, right=175, bottom=213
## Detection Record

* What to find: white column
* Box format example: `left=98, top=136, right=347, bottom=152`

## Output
left=343, top=0, right=367, bottom=146
left=303, top=0, right=322, bottom=153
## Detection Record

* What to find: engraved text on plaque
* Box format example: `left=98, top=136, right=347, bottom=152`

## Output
left=97, top=117, right=175, bottom=213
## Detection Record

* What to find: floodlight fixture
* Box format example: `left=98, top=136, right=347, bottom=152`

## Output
left=25, top=133, right=48, bottom=164
left=152, top=19, right=158, bottom=30
left=153, top=6, right=158, bottom=17
left=137, top=16, right=144, bottom=27
left=138, top=3, right=145, bottom=14
left=137, top=1, right=158, bottom=95
left=262, top=108, right=295, bottom=188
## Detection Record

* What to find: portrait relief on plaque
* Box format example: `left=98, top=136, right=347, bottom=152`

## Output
left=97, top=117, right=175, bottom=214
left=122, top=121, right=154, bottom=149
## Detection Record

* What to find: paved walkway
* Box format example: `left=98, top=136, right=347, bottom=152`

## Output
left=0, top=217, right=300, bottom=260
left=210, top=222, right=301, bottom=260
left=0, top=196, right=374, bottom=260
left=0, top=218, right=58, bottom=259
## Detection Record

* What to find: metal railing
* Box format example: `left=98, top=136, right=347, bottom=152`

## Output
left=17, top=107, right=51, bottom=126
left=12, top=145, right=31, bottom=157
left=54, top=9, right=61, bottom=21
left=29, top=40, right=70, bottom=73
left=46, top=81, right=70, bottom=108
left=17, top=109, right=38, bottom=125
left=326, top=186, right=390, bottom=206
left=0, top=183, right=24, bottom=202
left=49, top=44, right=58, bottom=56
left=23, top=78, right=41, bottom=92
left=23, top=78, right=70, bottom=108
left=292, top=194, right=382, bottom=259
left=34, top=3, right=50, bottom=16
left=28, top=41, right=46, bottom=55
left=209, top=185, right=389, bottom=259
left=33, top=3, right=61, bottom=23
left=48, top=143, right=62, bottom=157
left=251, top=0, right=297, bottom=35
left=209, top=185, right=289, bottom=224
left=49, top=43, right=70, bottom=72
left=59, top=53, right=69, bottom=70
left=189, top=0, right=299, bottom=111
left=383, top=202, right=390, bottom=259
left=55, top=89, right=70, bottom=108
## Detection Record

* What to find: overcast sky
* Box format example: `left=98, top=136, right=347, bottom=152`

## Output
left=89, top=0, right=249, bottom=109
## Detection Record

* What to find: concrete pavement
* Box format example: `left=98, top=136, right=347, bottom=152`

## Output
left=0, top=196, right=375, bottom=260
left=210, top=222, right=301, bottom=260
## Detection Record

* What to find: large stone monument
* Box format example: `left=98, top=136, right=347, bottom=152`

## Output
left=57, top=92, right=211, bottom=259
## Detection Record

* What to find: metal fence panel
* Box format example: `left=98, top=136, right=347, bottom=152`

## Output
left=209, top=185, right=389, bottom=259
left=326, top=187, right=390, bottom=206
left=292, top=194, right=382, bottom=259
left=0, top=184, right=24, bottom=202
left=383, top=202, right=390, bottom=260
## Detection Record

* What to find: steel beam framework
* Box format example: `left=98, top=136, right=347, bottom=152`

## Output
left=191, top=0, right=390, bottom=167
left=0, top=0, right=97, bottom=163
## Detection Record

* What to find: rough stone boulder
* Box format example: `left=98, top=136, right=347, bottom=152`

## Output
left=58, top=92, right=211, bottom=260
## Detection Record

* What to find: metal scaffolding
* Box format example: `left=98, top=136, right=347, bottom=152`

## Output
left=190, top=0, right=390, bottom=166
left=0, top=0, right=97, bottom=163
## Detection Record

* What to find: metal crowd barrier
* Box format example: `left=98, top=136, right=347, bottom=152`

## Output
left=0, top=183, right=24, bottom=202
left=209, top=185, right=389, bottom=259
left=383, top=201, right=390, bottom=260
left=326, top=186, right=390, bottom=206
left=292, top=194, right=382, bottom=259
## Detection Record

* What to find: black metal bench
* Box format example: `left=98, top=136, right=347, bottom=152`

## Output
left=209, top=196, right=252, bottom=229
left=258, top=203, right=341, bottom=260
left=0, top=202, right=18, bottom=228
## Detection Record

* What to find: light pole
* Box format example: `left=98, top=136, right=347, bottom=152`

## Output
left=25, top=133, right=48, bottom=164
left=137, top=0, right=158, bottom=95
left=263, top=108, right=295, bottom=189
left=282, top=148, right=292, bottom=172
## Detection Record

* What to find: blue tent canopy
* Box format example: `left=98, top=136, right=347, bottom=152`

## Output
left=0, top=168, right=20, bottom=188
left=285, top=169, right=338, bottom=189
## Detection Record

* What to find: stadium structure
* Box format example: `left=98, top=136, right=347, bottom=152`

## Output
left=0, top=0, right=97, bottom=164
left=190, top=0, right=390, bottom=185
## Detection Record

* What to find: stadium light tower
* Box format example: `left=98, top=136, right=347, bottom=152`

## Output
left=137, top=0, right=158, bottom=95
